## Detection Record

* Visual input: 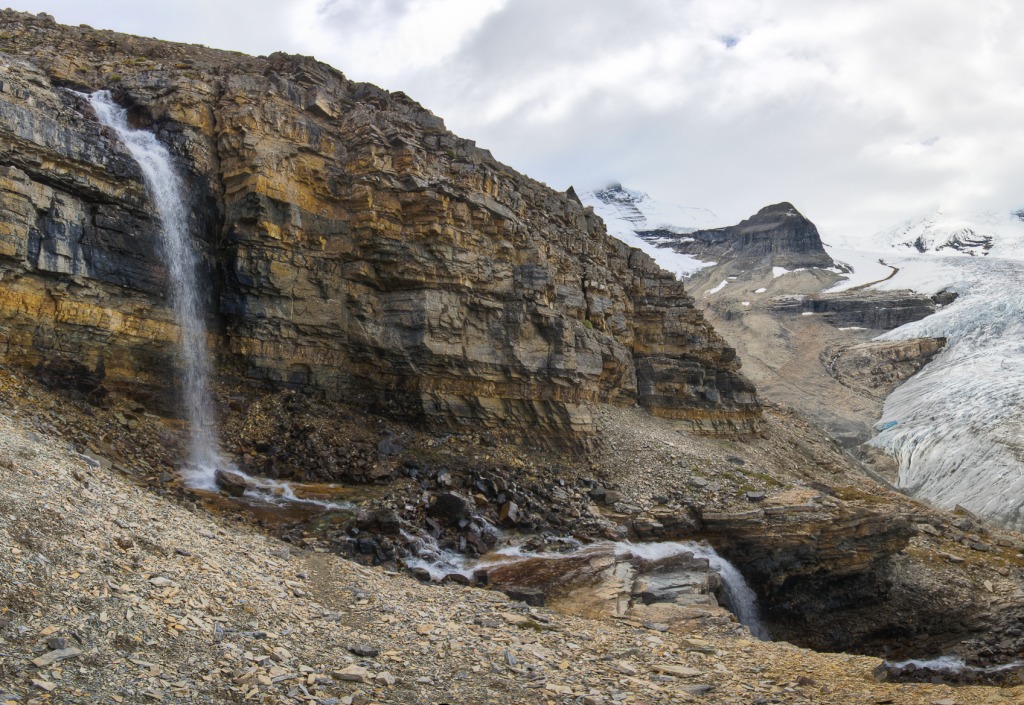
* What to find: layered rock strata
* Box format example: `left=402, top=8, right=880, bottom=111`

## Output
left=475, top=544, right=724, bottom=620
left=769, top=290, right=955, bottom=330
left=0, top=11, right=759, bottom=442
left=699, top=491, right=913, bottom=594
left=824, top=337, right=946, bottom=400
left=641, top=202, right=836, bottom=271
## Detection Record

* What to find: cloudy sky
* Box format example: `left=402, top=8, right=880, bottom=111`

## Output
left=6, top=0, right=1024, bottom=238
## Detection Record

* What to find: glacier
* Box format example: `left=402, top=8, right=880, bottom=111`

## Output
left=585, top=186, right=1024, bottom=528
left=826, top=210, right=1024, bottom=527
left=868, top=252, right=1024, bottom=526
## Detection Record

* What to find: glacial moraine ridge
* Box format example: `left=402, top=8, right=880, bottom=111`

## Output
left=0, top=10, right=759, bottom=445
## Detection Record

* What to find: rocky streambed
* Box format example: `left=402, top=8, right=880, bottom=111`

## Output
left=202, top=440, right=1024, bottom=681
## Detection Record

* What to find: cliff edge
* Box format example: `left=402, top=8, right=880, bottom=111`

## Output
left=0, top=10, right=759, bottom=444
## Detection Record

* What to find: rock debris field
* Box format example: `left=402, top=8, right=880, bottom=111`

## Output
left=1, top=404, right=1021, bottom=704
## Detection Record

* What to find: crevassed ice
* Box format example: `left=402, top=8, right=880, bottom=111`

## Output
left=871, top=255, right=1024, bottom=528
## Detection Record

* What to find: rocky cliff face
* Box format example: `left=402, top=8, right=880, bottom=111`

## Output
left=768, top=290, right=955, bottom=330
left=641, top=202, right=836, bottom=271
left=825, top=338, right=946, bottom=401
left=0, top=10, right=759, bottom=443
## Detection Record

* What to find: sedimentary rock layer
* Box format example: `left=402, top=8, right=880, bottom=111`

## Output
left=0, top=11, right=759, bottom=442
left=641, top=202, right=836, bottom=271
left=769, top=290, right=954, bottom=330
left=824, top=337, right=946, bottom=401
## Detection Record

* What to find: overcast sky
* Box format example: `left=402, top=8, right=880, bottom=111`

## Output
left=6, top=0, right=1024, bottom=238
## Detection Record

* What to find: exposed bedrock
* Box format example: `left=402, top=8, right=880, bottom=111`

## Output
left=769, top=290, right=957, bottom=330
left=640, top=202, right=837, bottom=271
left=824, top=337, right=946, bottom=401
left=0, top=10, right=760, bottom=444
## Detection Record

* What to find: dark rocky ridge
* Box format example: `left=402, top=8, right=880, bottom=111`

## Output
left=769, top=290, right=957, bottom=330
left=0, top=10, right=759, bottom=444
left=640, top=202, right=837, bottom=271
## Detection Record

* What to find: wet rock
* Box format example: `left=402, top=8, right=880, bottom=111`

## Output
left=215, top=469, right=250, bottom=497
left=355, top=509, right=401, bottom=535
left=874, top=659, right=1024, bottom=686
left=501, top=587, right=546, bottom=607
left=427, top=492, right=472, bottom=523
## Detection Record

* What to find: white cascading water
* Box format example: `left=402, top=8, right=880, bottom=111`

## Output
left=616, top=541, right=770, bottom=640
left=88, top=91, right=222, bottom=488
left=405, top=537, right=769, bottom=640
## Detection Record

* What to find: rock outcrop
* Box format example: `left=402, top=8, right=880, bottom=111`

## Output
left=768, top=290, right=955, bottom=330
left=473, top=543, right=725, bottom=620
left=824, top=337, right=946, bottom=400
left=641, top=202, right=836, bottom=271
left=0, top=10, right=759, bottom=443
left=699, top=490, right=913, bottom=596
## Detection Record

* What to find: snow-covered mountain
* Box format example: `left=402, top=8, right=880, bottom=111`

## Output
left=873, top=209, right=1024, bottom=258
left=583, top=185, right=838, bottom=276
left=580, top=184, right=724, bottom=277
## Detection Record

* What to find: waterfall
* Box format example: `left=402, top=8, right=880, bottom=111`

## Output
left=88, top=90, right=222, bottom=488
left=689, top=544, right=770, bottom=640
left=404, top=536, right=770, bottom=640
left=616, top=541, right=770, bottom=640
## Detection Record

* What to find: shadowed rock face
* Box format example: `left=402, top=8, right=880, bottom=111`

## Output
left=640, top=202, right=837, bottom=271
left=0, top=11, right=759, bottom=443
left=769, top=290, right=955, bottom=330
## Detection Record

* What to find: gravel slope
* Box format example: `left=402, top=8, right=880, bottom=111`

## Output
left=1, top=383, right=1022, bottom=704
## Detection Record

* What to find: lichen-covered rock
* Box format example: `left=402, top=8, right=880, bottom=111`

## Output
left=0, top=10, right=759, bottom=443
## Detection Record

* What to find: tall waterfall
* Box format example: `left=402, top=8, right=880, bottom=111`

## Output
left=89, top=90, right=222, bottom=488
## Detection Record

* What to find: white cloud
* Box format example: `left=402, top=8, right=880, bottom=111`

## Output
left=5, top=0, right=1024, bottom=238
left=287, top=0, right=507, bottom=79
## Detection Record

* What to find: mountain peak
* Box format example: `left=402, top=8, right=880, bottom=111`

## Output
left=582, top=186, right=834, bottom=274
left=755, top=202, right=799, bottom=216
left=683, top=202, right=833, bottom=269
left=580, top=184, right=724, bottom=278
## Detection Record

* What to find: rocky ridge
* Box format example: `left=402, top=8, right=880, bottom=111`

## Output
left=824, top=337, right=947, bottom=401
left=640, top=202, right=837, bottom=272
left=0, top=10, right=758, bottom=445
left=768, top=289, right=957, bottom=331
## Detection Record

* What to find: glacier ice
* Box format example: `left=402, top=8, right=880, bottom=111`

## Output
left=870, top=253, right=1024, bottom=528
